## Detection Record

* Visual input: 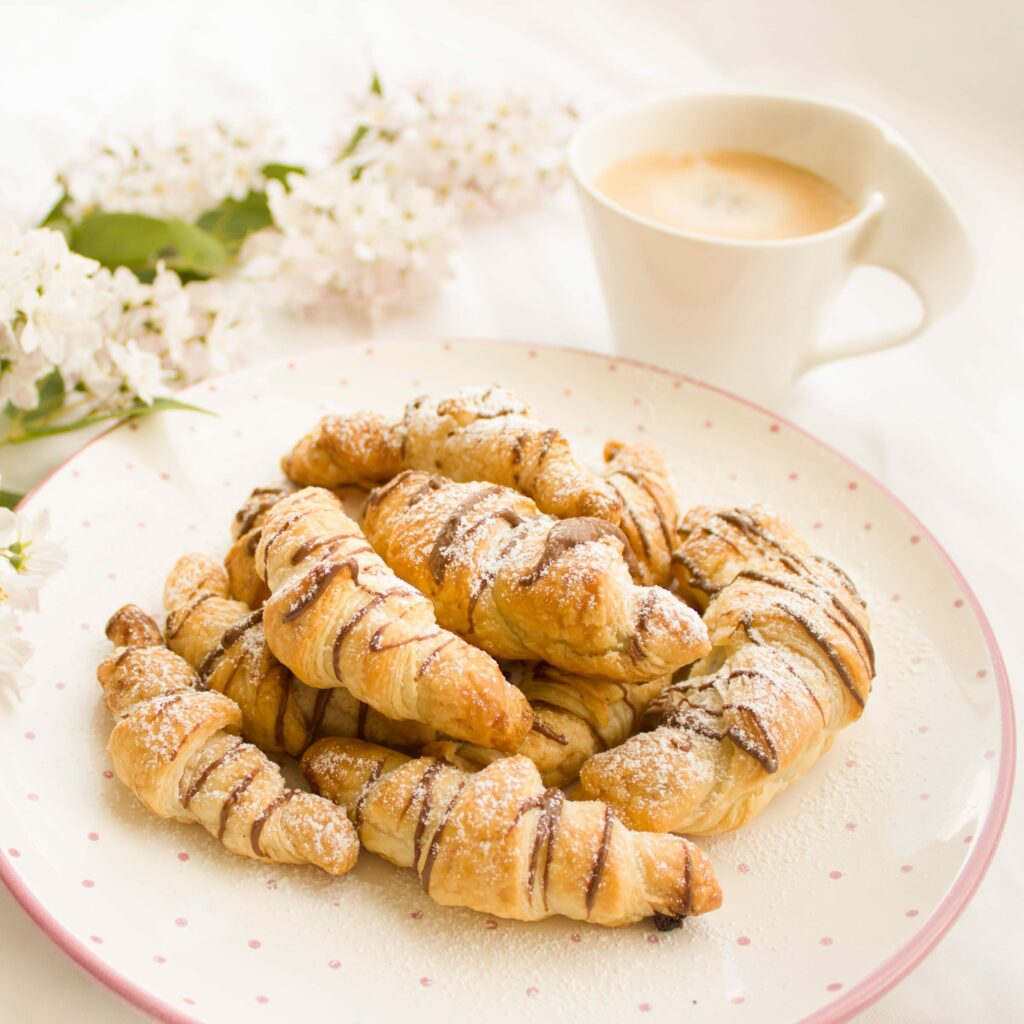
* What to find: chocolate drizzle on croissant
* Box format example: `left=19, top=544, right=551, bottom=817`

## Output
left=97, top=605, right=359, bottom=877
left=303, top=738, right=722, bottom=927
left=282, top=386, right=624, bottom=523
left=579, top=504, right=874, bottom=835
left=363, top=471, right=708, bottom=681
left=257, top=487, right=533, bottom=752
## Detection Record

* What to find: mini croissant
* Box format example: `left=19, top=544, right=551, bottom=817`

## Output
left=424, top=665, right=669, bottom=788
left=362, top=470, right=709, bottom=680
left=303, top=737, right=722, bottom=928
left=602, top=441, right=681, bottom=587
left=256, top=487, right=533, bottom=751
left=282, top=385, right=623, bottom=522
left=579, top=506, right=874, bottom=834
left=97, top=605, right=358, bottom=875
left=164, top=553, right=438, bottom=757
left=224, top=486, right=291, bottom=609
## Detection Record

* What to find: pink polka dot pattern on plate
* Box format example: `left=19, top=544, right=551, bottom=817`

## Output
left=820, top=936, right=833, bottom=946
left=847, top=481, right=858, bottom=490
left=730, top=995, right=746, bottom=1005
left=737, top=863, right=750, bottom=873
left=27, top=793, right=38, bottom=802
left=249, top=939, right=261, bottom=949
left=24, top=731, right=35, bottom=741
left=87, top=832, right=99, bottom=842
left=89, top=935, right=103, bottom=944
left=484, top=920, right=497, bottom=930
left=845, top=822, right=857, bottom=831
left=526, top=987, right=539, bottom=996
left=256, top=995, right=269, bottom=1004
left=102, top=770, right=113, bottom=779
left=177, top=852, right=189, bottom=862
left=175, top=917, right=188, bottom=927
left=569, top=933, right=581, bottom=943
left=901, top=865, right=913, bottom=873
left=906, top=909, right=919, bottom=918
left=82, top=880, right=94, bottom=889
left=829, top=870, right=843, bottom=880
left=419, top=977, right=432, bottom=987
left=647, top=935, right=659, bottom=945
left=410, top=909, right=422, bottom=919
left=910, top=534, right=921, bottom=544
left=639, top=1003, right=652, bottom=1012
left=153, top=955, right=166, bottom=964
left=328, top=960, right=341, bottom=970
left=737, top=936, right=751, bottom=946
left=7, top=849, right=20, bottom=858
left=826, top=982, right=844, bottom=992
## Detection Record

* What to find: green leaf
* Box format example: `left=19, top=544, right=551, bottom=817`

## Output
left=369, top=70, right=383, bottom=96
left=340, top=123, right=370, bottom=160
left=0, top=489, right=24, bottom=509
left=70, top=213, right=227, bottom=278
left=197, top=191, right=273, bottom=256
left=40, top=191, right=73, bottom=241
left=261, top=162, right=305, bottom=188
left=19, top=370, right=67, bottom=427
left=0, top=395, right=214, bottom=445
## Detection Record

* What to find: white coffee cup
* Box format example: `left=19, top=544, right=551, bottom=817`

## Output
left=569, top=91, right=974, bottom=406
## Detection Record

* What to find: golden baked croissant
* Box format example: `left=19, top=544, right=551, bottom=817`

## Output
left=97, top=604, right=359, bottom=875
left=224, top=486, right=291, bottom=609
left=164, top=553, right=438, bottom=756
left=303, top=737, right=722, bottom=928
left=282, top=386, right=623, bottom=522
left=256, top=486, right=533, bottom=751
left=578, top=506, right=874, bottom=835
left=362, top=470, right=709, bottom=680
left=602, top=441, right=681, bottom=586
left=424, top=665, right=668, bottom=788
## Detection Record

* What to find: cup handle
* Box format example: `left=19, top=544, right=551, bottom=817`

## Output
left=800, top=138, right=974, bottom=372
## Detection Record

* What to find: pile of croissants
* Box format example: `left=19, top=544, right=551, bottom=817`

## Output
left=98, top=385, right=874, bottom=929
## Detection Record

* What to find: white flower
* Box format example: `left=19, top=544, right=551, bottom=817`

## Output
left=0, top=608, right=32, bottom=698
left=338, top=80, right=579, bottom=220
left=106, top=339, right=168, bottom=405
left=61, top=119, right=281, bottom=222
left=1, top=218, right=253, bottom=436
left=0, top=506, right=67, bottom=614
left=242, top=166, right=456, bottom=320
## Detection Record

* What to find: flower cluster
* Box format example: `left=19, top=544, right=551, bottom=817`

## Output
left=242, top=166, right=457, bottom=320
left=60, top=120, right=279, bottom=222
left=337, top=81, right=580, bottom=220
left=0, top=496, right=66, bottom=696
left=1, top=217, right=256, bottom=432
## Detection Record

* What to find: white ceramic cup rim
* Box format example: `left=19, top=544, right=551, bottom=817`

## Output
left=568, top=89, right=898, bottom=249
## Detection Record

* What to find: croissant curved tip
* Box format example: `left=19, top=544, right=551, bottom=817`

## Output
left=105, top=604, right=162, bottom=649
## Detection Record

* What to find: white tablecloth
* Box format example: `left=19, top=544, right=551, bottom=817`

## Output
left=0, top=1, right=1020, bottom=1020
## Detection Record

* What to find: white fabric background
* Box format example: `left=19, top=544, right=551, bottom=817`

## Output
left=0, top=0, right=1020, bottom=1020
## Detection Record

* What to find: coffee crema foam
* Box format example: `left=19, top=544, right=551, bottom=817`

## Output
left=594, top=149, right=856, bottom=240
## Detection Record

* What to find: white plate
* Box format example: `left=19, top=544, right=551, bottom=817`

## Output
left=0, top=340, right=1013, bottom=1024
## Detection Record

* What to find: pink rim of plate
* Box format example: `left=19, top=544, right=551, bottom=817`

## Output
left=4, top=338, right=1016, bottom=1024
